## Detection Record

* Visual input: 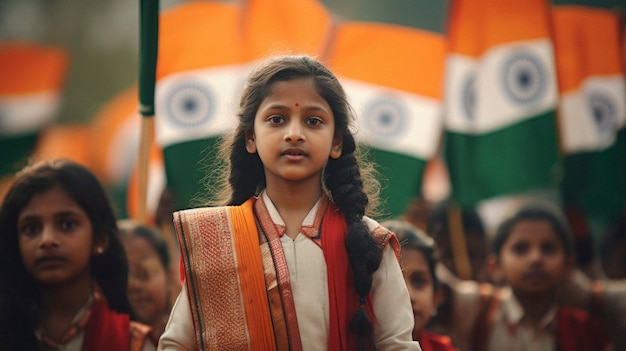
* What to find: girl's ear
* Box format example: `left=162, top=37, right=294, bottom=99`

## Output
left=93, top=235, right=110, bottom=256
left=330, top=134, right=343, bottom=159
left=245, top=130, right=257, bottom=154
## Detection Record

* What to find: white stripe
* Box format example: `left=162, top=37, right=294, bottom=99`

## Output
left=341, top=78, right=441, bottom=160
left=446, top=39, right=558, bottom=134
left=155, top=64, right=252, bottom=147
left=108, top=113, right=140, bottom=182
left=0, top=92, right=61, bottom=136
left=560, top=75, right=626, bottom=153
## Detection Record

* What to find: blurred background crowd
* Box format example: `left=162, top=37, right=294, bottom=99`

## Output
left=1, top=0, right=625, bottom=349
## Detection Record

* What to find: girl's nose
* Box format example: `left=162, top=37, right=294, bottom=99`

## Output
left=284, top=121, right=305, bottom=142
left=39, top=226, right=59, bottom=248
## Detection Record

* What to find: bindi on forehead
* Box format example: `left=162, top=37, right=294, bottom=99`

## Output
left=294, top=102, right=299, bottom=107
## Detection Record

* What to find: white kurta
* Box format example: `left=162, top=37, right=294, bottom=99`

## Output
left=159, top=193, right=420, bottom=350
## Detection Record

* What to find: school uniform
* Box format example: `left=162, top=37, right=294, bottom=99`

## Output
left=159, top=191, right=421, bottom=350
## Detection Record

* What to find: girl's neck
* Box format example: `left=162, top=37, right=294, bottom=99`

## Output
left=265, top=181, right=322, bottom=239
left=41, top=274, right=93, bottom=321
left=38, top=273, right=93, bottom=342
left=513, top=289, right=556, bottom=324
left=264, top=177, right=322, bottom=212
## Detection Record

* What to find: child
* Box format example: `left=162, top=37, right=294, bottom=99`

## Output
left=158, top=55, right=420, bottom=350
left=0, top=159, right=155, bottom=351
left=441, top=203, right=611, bottom=351
left=382, top=220, right=459, bottom=351
left=119, top=220, right=176, bottom=345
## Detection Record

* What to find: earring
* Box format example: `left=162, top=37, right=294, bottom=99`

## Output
left=95, top=246, right=104, bottom=255
left=431, top=307, right=438, bottom=317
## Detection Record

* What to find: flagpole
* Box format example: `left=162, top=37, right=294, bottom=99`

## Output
left=447, top=202, right=472, bottom=280
left=138, top=0, right=159, bottom=224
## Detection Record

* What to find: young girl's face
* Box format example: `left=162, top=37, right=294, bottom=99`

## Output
left=125, top=235, right=169, bottom=325
left=498, top=219, right=570, bottom=297
left=246, top=77, right=343, bottom=187
left=401, top=247, right=438, bottom=335
left=17, top=187, right=95, bottom=286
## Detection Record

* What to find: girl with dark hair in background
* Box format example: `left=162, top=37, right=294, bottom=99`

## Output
left=0, top=159, right=154, bottom=351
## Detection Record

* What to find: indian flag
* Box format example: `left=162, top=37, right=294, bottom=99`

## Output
left=552, top=2, right=626, bottom=223
left=153, top=1, right=249, bottom=211
left=443, top=0, right=560, bottom=208
left=329, top=19, right=445, bottom=217
left=241, top=0, right=332, bottom=60
left=0, top=42, right=68, bottom=177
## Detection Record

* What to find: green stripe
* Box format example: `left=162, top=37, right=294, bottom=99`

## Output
left=361, top=146, right=427, bottom=218
left=163, top=137, right=221, bottom=211
left=0, top=133, right=39, bottom=177
left=562, top=128, right=626, bottom=221
left=551, top=0, right=624, bottom=10
left=322, top=0, right=447, bottom=33
left=445, top=111, right=560, bottom=208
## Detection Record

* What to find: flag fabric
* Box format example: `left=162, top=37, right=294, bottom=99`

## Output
left=0, top=41, right=69, bottom=177
left=241, top=0, right=332, bottom=60
left=329, top=20, right=446, bottom=217
left=552, top=2, right=626, bottom=223
left=443, top=0, right=561, bottom=209
left=153, top=1, right=249, bottom=211
left=89, top=86, right=146, bottom=217
left=32, top=124, right=91, bottom=166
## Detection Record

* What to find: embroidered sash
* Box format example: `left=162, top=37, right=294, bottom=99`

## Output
left=174, top=198, right=277, bottom=351
left=175, top=196, right=400, bottom=351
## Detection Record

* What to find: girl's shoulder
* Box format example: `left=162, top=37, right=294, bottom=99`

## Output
left=363, top=217, right=399, bottom=252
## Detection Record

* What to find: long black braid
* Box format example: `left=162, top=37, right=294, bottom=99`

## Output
left=325, top=133, right=382, bottom=350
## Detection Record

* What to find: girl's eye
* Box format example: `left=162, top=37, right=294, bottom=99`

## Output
left=410, top=277, right=426, bottom=289
left=511, top=242, right=529, bottom=255
left=408, top=272, right=430, bottom=289
left=268, top=115, right=284, bottom=124
left=306, top=116, right=323, bottom=126
left=59, top=219, right=78, bottom=231
left=19, top=223, right=41, bottom=237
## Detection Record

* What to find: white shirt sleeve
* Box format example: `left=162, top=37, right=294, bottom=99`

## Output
left=372, top=244, right=423, bottom=351
left=157, top=285, right=196, bottom=351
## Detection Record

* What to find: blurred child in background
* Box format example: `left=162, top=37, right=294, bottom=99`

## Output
left=0, top=159, right=154, bottom=351
left=383, top=219, right=459, bottom=351
left=119, top=220, right=175, bottom=345
left=439, top=203, right=611, bottom=351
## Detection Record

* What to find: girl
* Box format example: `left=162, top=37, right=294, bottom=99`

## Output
left=119, top=220, right=176, bottom=345
left=439, top=203, right=611, bottom=351
left=0, top=159, right=155, bottom=351
left=158, top=55, right=419, bottom=350
left=382, top=220, right=459, bottom=351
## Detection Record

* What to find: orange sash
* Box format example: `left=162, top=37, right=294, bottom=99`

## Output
left=174, top=198, right=276, bottom=351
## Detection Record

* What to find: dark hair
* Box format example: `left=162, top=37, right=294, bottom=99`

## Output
left=492, top=203, right=574, bottom=258
left=0, top=159, right=130, bottom=349
left=211, top=55, right=382, bottom=349
left=383, top=219, right=439, bottom=291
left=427, top=201, right=486, bottom=241
left=118, top=220, right=170, bottom=269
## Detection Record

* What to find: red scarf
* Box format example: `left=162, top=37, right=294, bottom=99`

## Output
left=417, top=330, right=460, bottom=351
left=322, top=204, right=376, bottom=350
left=81, top=296, right=130, bottom=351
left=555, top=306, right=610, bottom=351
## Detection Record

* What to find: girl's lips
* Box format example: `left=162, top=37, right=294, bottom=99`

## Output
left=35, top=256, right=66, bottom=267
left=281, top=148, right=307, bottom=160
left=522, top=270, right=549, bottom=282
